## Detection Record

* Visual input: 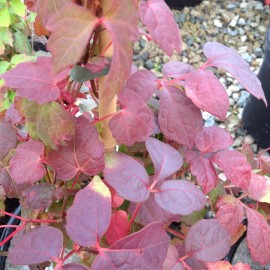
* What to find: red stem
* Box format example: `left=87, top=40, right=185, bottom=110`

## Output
left=91, top=109, right=123, bottom=125
left=69, top=172, right=81, bottom=193
left=100, top=40, right=112, bottom=57
left=0, top=225, right=19, bottom=229
left=165, top=227, right=185, bottom=240
left=128, top=203, right=142, bottom=231
left=0, top=222, right=26, bottom=247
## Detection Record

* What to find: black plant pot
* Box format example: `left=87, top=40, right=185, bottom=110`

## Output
left=165, top=0, right=203, bottom=9
left=242, top=27, right=270, bottom=149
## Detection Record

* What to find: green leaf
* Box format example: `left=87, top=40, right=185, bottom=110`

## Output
left=70, top=64, right=110, bottom=83
left=13, top=31, right=31, bottom=54
left=9, top=0, right=25, bottom=17
left=0, top=0, right=10, bottom=27
left=10, top=54, right=36, bottom=68
left=181, top=207, right=207, bottom=226
left=15, top=98, right=76, bottom=150
left=208, top=182, right=226, bottom=208
left=0, top=27, right=13, bottom=46
left=0, top=61, right=10, bottom=74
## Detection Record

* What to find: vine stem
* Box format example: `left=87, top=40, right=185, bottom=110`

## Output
left=165, top=227, right=185, bottom=240
left=0, top=225, right=19, bottom=229
left=128, top=203, right=142, bottom=231
left=0, top=210, right=61, bottom=224
left=0, top=222, right=26, bottom=247
left=182, top=260, right=192, bottom=270
left=91, top=109, right=123, bottom=125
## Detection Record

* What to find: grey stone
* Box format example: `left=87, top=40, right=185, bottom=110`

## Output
left=229, top=15, right=239, bottom=27
left=214, top=19, right=223, bottom=28
left=144, top=60, right=154, bottom=70
left=237, top=18, right=246, bottom=26
left=237, top=91, right=250, bottom=107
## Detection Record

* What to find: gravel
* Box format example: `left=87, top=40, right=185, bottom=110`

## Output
left=133, top=0, right=270, bottom=154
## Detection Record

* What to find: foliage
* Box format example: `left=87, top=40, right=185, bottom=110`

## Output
left=0, top=0, right=269, bottom=269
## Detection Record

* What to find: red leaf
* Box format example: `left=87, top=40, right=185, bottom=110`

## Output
left=248, top=172, right=270, bottom=203
left=158, top=86, right=203, bottom=148
left=46, top=3, right=99, bottom=73
left=139, top=0, right=181, bottom=56
left=66, top=176, right=111, bottom=247
left=0, top=165, right=31, bottom=198
left=47, top=116, right=104, bottom=180
left=109, top=91, right=154, bottom=146
left=185, top=69, right=229, bottom=120
left=92, top=222, right=170, bottom=269
left=185, top=219, right=231, bottom=262
left=8, top=226, right=63, bottom=265
left=0, top=57, right=61, bottom=104
left=9, top=140, right=46, bottom=184
left=36, top=0, right=73, bottom=26
left=210, top=149, right=252, bottom=190
left=233, top=263, right=251, bottom=270
left=195, top=126, right=233, bottom=154
left=163, top=245, right=184, bottom=270
left=84, top=57, right=110, bottom=74
left=104, top=210, right=129, bottom=246
left=185, top=150, right=218, bottom=193
left=203, top=42, right=267, bottom=105
left=101, top=0, right=139, bottom=97
left=104, top=152, right=150, bottom=202
left=60, top=263, right=90, bottom=270
left=106, top=184, right=124, bottom=208
left=155, top=180, right=207, bottom=215
left=124, top=70, right=157, bottom=102
left=215, top=195, right=244, bottom=237
left=0, top=118, right=17, bottom=161
left=129, top=193, right=179, bottom=226
left=162, top=61, right=193, bottom=78
left=22, top=183, right=55, bottom=209
left=246, top=207, right=270, bottom=265
left=145, top=137, right=183, bottom=180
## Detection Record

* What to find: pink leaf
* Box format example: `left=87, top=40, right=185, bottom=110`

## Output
left=8, top=226, right=63, bottom=265
left=47, top=116, right=104, bottom=180
left=207, top=261, right=251, bottom=270
left=109, top=91, right=154, bottom=146
left=185, top=150, right=218, bottom=193
left=203, top=42, right=267, bottom=105
left=0, top=118, right=17, bottom=161
left=248, top=172, right=270, bottom=203
left=66, top=176, right=111, bottom=247
left=185, top=69, right=229, bottom=120
left=104, top=210, right=129, bottom=246
left=163, top=245, right=184, bottom=270
left=155, top=180, right=207, bottom=215
left=211, top=149, right=252, bottom=190
left=46, top=3, right=99, bottom=73
left=0, top=57, right=61, bottom=104
left=101, top=0, right=139, bottom=97
left=36, top=0, right=72, bottom=26
left=158, top=86, right=203, bottom=148
left=9, top=140, right=46, bottom=184
left=22, top=183, right=55, bottom=210
left=246, top=207, right=270, bottom=265
left=129, top=193, right=179, bottom=226
left=104, top=152, right=150, bottom=202
left=5, top=104, right=23, bottom=125
left=92, top=222, right=170, bottom=269
left=162, top=61, right=194, bottom=78
left=185, top=219, right=231, bottom=262
left=195, top=126, right=233, bottom=154
left=215, top=195, right=244, bottom=237
left=124, top=70, right=157, bottom=102
left=60, top=263, right=90, bottom=270
left=146, top=137, right=183, bottom=180
left=84, top=57, right=110, bottom=74
left=139, top=0, right=181, bottom=56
